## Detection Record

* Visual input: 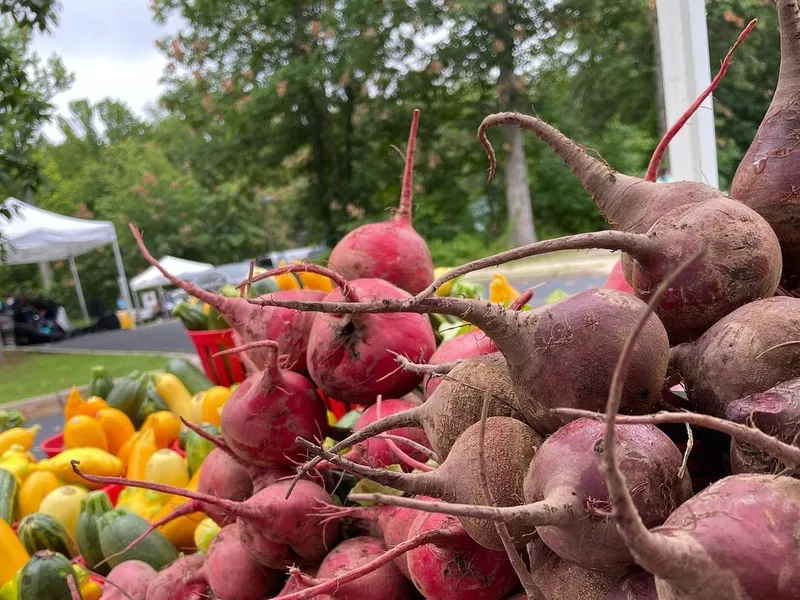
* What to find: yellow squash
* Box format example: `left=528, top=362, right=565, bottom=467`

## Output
left=201, top=386, right=232, bottom=427
left=63, top=386, right=89, bottom=421
left=193, top=516, right=220, bottom=552
left=153, top=373, right=193, bottom=420
left=151, top=465, right=203, bottom=549
left=0, top=445, right=37, bottom=484
left=73, top=564, right=102, bottom=600
left=433, top=266, right=456, bottom=296
left=95, top=408, right=135, bottom=455
left=38, top=447, right=124, bottom=488
left=39, top=485, right=88, bottom=537
left=126, top=427, right=158, bottom=480
left=145, top=449, right=189, bottom=487
left=292, top=260, right=335, bottom=292
left=83, top=396, right=109, bottom=417
left=0, top=425, right=40, bottom=457
left=116, top=487, right=167, bottom=521
left=143, top=411, right=181, bottom=449
left=271, top=260, right=301, bottom=290
left=64, top=415, right=108, bottom=451
left=18, top=471, right=61, bottom=517
left=0, top=518, right=28, bottom=586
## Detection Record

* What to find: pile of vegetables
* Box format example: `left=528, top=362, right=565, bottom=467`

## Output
left=9, top=8, right=800, bottom=598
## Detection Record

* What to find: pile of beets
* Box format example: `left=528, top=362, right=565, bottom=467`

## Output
left=83, top=6, right=800, bottom=599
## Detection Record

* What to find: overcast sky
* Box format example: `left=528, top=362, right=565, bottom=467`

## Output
left=30, top=1, right=183, bottom=141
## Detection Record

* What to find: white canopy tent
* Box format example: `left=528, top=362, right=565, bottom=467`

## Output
left=130, top=256, right=213, bottom=316
left=0, top=198, right=132, bottom=322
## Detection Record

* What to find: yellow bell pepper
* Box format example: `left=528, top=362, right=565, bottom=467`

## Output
left=38, top=447, right=125, bottom=489
left=0, top=444, right=37, bottom=484
left=433, top=266, right=456, bottom=297
left=291, top=260, right=335, bottom=291
left=201, top=386, right=232, bottom=427
left=73, top=564, right=102, bottom=600
left=0, top=425, right=39, bottom=458
left=19, top=470, right=61, bottom=517
left=126, top=427, right=158, bottom=480
left=145, top=449, right=189, bottom=487
left=64, top=386, right=89, bottom=421
left=143, top=411, right=182, bottom=449
left=0, top=519, right=28, bottom=586
left=271, top=260, right=301, bottom=290
left=153, top=373, right=193, bottom=420
left=489, top=273, right=520, bottom=306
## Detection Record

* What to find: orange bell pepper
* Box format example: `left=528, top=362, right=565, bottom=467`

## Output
left=143, top=411, right=182, bottom=449
left=126, top=427, right=158, bottom=480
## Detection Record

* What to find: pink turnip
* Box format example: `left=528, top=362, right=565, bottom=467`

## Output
left=328, top=109, right=434, bottom=294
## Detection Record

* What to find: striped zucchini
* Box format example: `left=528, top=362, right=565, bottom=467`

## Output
left=0, top=468, right=19, bottom=524
left=17, top=513, right=79, bottom=559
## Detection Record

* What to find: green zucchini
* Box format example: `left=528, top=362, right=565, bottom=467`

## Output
left=75, top=490, right=113, bottom=576
left=18, top=550, right=80, bottom=600
left=185, top=423, right=221, bottom=476
left=97, top=508, right=178, bottom=570
left=0, top=410, right=24, bottom=434
left=0, top=467, right=19, bottom=524
left=166, top=358, right=213, bottom=395
left=137, top=379, right=171, bottom=426
left=173, top=302, right=208, bottom=331
left=106, top=371, right=148, bottom=422
left=87, top=366, right=114, bottom=400
left=17, top=513, right=79, bottom=559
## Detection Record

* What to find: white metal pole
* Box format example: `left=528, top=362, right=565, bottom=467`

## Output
left=68, top=255, right=89, bottom=322
left=655, top=0, right=720, bottom=189
left=111, top=237, right=133, bottom=311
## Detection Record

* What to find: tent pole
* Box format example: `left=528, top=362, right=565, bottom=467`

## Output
left=111, top=237, right=133, bottom=313
left=68, top=255, right=89, bottom=323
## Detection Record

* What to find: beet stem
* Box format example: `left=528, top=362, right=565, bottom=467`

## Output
left=678, top=423, right=693, bottom=480
left=508, top=288, right=535, bottom=310
left=644, top=19, right=757, bottom=182
left=179, top=417, right=252, bottom=470
left=375, top=394, right=434, bottom=473
left=277, top=528, right=454, bottom=600
left=600, top=250, right=704, bottom=574
left=411, top=230, right=655, bottom=302
left=394, top=353, right=461, bottom=376
left=396, top=108, right=421, bottom=224
left=240, top=263, right=348, bottom=291
left=552, top=408, right=800, bottom=471
left=67, top=574, right=81, bottom=600
left=777, top=0, right=800, bottom=85
left=477, top=388, right=543, bottom=599
left=376, top=434, right=439, bottom=462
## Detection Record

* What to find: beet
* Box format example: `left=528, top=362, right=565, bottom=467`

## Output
left=605, top=571, right=658, bottom=600
left=328, top=109, right=434, bottom=294
left=423, top=329, right=496, bottom=397
left=196, top=448, right=254, bottom=525
left=731, top=0, right=800, bottom=277
left=472, top=113, right=781, bottom=343
left=671, top=296, right=800, bottom=417
left=299, top=416, right=542, bottom=551
left=129, top=223, right=325, bottom=372
left=203, top=525, right=281, bottom=600
left=145, top=554, right=207, bottom=600
left=219, top=341, right=328, bottom=468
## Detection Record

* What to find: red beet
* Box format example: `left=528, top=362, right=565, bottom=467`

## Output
left=196, top=448, right=254, bottom=525
left=423, top=329, right=496, bottom=397
left=328, top=109, right=434, bottom=294
left=474, top=112, right=781, bottom=342
left=203, top=525, right=281, bottom=600
left=604, top=259, right=634, bottom=295
left=731, top=0, right=800, bottom=277
left=129, top=223, right=325, bottom=372
left=219, top=341, right=328, bottom=468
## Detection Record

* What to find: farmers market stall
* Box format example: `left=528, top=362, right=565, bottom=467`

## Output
left=0, top=198, right=133, bottom=323
left=129, top=256, right=213, bottom=319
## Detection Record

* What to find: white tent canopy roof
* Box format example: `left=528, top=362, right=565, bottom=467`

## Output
left=0, top=198, right=117, bottom=264
left=130, top=256, right=213, bottom=291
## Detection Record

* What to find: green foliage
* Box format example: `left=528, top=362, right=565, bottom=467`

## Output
left=427, top=232, right=510, bottom=267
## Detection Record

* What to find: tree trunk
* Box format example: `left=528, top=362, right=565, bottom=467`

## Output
left=651, top=5, right=669, bottom=166
left=503, top=126, right=537, bottom=245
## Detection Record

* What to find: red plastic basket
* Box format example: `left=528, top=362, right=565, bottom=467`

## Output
left=41, top=432, right=64, bottom=458
left=185, top=328, right=247, bottom=387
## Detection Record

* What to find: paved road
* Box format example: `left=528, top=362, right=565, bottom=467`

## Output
left=28, top=271, right=608, bottom=448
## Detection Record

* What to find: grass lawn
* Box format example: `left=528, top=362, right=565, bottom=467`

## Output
left=0, top=352, right=171, bottom=403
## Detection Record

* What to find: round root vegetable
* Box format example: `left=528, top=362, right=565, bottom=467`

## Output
left=145, top=554, right=207, bottom=600
left=218, top=340, right=328, bottom=468
left=306, top=536, right=412, bottom=600
left=670, top=296, right=800, bottom=416
left=101, top=560, right=157, bottom=600
left=202, top=525, right=280, bottom=600
left=344, top=398, right=433, bottom=469
left=298, top=416, right=542, bottom=550
left=597, top=251, right=800, bottom=600
left=196, top=447, right=254, bottom=525
left=328, top=109, right=434, bottom=295
left=350, top=417, right=691, bottom=572
left=252, top=287, right=669, bottom=437
left=724, top=377, right=800, bottom=475
left=605, top=571, right=658, bottom=600
left=423, top=329, right=496, bottom=397
left=471, top=112, right=781, bottom=342
left=71, top=463, right=342, bottom=570
left=406, top=512, right=518, bottom=600
left=604, top=259, right=634, bottom=295
left=731, top=1, right=800, bottom=277
left=129, top=223, right=325, bottom=372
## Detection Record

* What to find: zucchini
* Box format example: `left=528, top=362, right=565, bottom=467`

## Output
left=173, top=302, right=208, bottom=331
left=166, top=358, right=212, bottom=395
left=17, top=513, right=79, bottom=559
left=106, top=371, right=148, bottom=422
left=87, top=366, right=114, bottom=400
left=97, top=508, right=178, bottom=570
left=0, top=410, right=24, bottom=434
left=185, top=423, right=221, bottom=476
left=75, top=491, right=113, bottom=576
left=137, top=379, right=171, bottom=426
left=0, top=468, right=19, bottom=524
left=18, top=550, right=80, bottom=600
